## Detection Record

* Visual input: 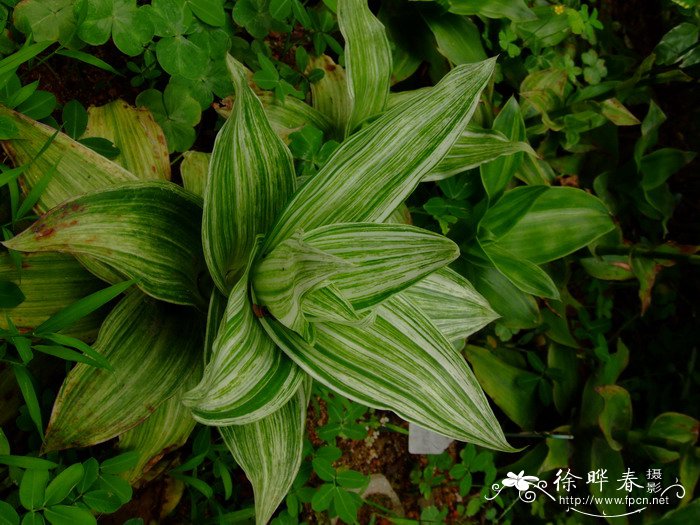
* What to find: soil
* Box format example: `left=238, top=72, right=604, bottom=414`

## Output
left=18, top=41, right=141, bottom=108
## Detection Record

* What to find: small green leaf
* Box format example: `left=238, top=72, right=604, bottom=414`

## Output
left=136, top=84, right=201, bottom=153
left=0, top=456, right=57, bottom=470
left=13, top=0, right=80, bottom=46
left=20, top=469, right=50, bottom=511
left=0, top=280, right=25, bottom=308
left=12, top=365, right=43, bottom=436
left=98, top=474, right=132, bottom=503
left=0, top=501, right=20, bottom=525
left=424, top=12, right=486, bottom=65
left=82, top=490, right=122, bottom=513
left=56, top=50, right=121, bottom=76
left=480, top=97, right=526, bottom=198
left=62, top=101, right=87, bottom=140
left=481, top=243, right=560, bottom=299
left=333, top=487, right=363, bottom=524
left=16, top=91, right=57, bottom=120
left=21, top=510, right=45, bottom=525
left=187, top=0, right=225, bottom=26
left=595, top=385, right=632, bottom=452
left=78, top=0, right=154, bottom=56
left=43, top=464, right=84, bottom=506
left=100, top=451, right=140, bottom=474
left=44, top=505, right=96, bottom=525
left=269, top=0, right=291, bottom=21
left=448, top=0, right=536, bottom=21
left=466, top=345, right=539, bottom=429
left=335, top=469, right=368, bottom=490
left=33, top=280, right=135, bottom=335
left=311, top=483, right=335, bottom=511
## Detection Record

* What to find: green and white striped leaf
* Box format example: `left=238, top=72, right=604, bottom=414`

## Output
left=252, top=236, right=351, bottom=339
left=265, top=58, right=496, bottom=249
left=483, top=187, right=615, bottom=264
left=301, top=223, right=459, bottom=310
left=4, top=182, right=207, bottom=308
left=118, top=379, right=199, bottom=483
left=183, top=247, right=305, bottom=426
left=0, top=252, right=104, bottom=340
left=302, top=283, right=370, bottom=326
left=424, top=126, right=534, bottom=182
left=386, top=87, right=432, bottom=110
left=220, top=377, right=311, bottom=525
left=259, top=294, right=512, bottom=450
left=338, top=0, right=392, bottom=135
left=44, top=291, right=203, bottom=451
left=83, top=100, right=171, bottom=181
left=217, top=91, right=334, bottom=143
left=401, top=268, right=498, bottom=342
left=0, top=105, right=138, bottom=213
left=180, top=151, right=210, bottom=198
left=204, top=289, right=227, bottom=364
left=307, top=55, right=351, bottom=140
left=203, top=55, right=296, bottom=293
left=480, top=97, right=527, bottom=198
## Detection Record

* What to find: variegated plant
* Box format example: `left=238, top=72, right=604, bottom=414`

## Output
left=0, top=1, right=617, bottom=523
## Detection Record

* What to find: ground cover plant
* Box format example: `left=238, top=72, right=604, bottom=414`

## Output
left=0, top=0, right=698, bottom=524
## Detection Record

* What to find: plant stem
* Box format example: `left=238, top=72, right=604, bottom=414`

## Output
left=594, top=247, right=700, bottom=265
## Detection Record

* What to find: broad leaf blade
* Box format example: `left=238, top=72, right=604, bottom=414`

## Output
left=480, top=97, right=527, bottom=198
left=220, top=377, right=311, bottom=525
left=489, top=187, right=615, bottom=264
left=259, top=294, right=512, bottom=450
left=0, top=105, right=138, bottom=213
left=4, top=182, right=207, bottom=308
left=481, top=243, right=560, bottom=299
left=265, top=58, right=496, bottom=249
left=44, top=292, right=203, bottom=451
left=425, top=126, right=534, bottom=182
left=401, top=267, right=498, bottom=342
left=203, top=56, right=296, bottom=293
left=338, top=0, right=392, bottom=134
left=34, top=280, right=135, bottom=336
left=180, top=151, right=210, bottom=198
left=252, top=236, right=350, bottom=338
left=302, top=223, right=459, bottom=310
left=183, top=247, right=305, bottom=426
left=0, top=252, right=105, bottom=340
left=465, top=345, right=539, bottom=429
left=307, top=55, right=351, bottom=140
left=118, top=381, right=198, bottom=483
left=83, top=100, right=171, bottom=181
